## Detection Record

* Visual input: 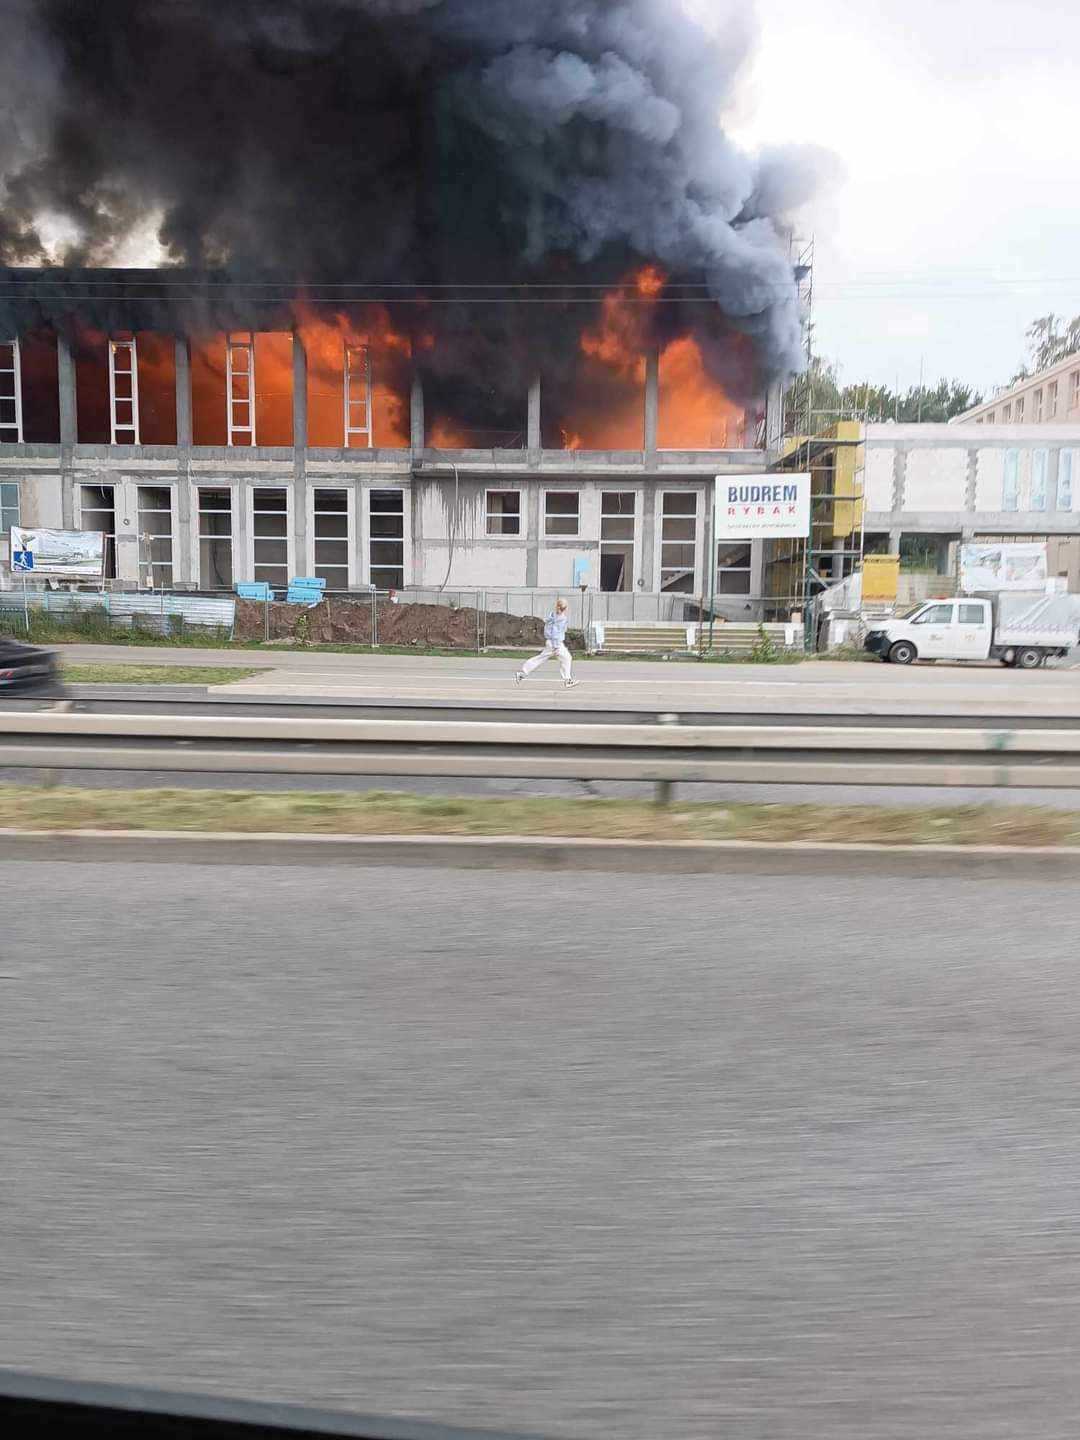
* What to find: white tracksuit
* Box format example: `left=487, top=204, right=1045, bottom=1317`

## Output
left=521, top=611, right=572, bottom=681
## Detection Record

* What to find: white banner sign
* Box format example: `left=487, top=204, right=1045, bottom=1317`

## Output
left=715, top=473, right=811, bottom=540
left=9, top=526, right=106, bottom=578
left=959, top=542, right=1047, bottom=593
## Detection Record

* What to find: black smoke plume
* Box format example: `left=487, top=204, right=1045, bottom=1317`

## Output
left=0, top=0, right=831, bottom=429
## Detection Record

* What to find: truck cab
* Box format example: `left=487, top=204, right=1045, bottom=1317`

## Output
left=865, top=598, right=994, bottom=665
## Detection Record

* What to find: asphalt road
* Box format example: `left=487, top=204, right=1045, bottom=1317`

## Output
left=4, top=861, right=1080, bottom=1438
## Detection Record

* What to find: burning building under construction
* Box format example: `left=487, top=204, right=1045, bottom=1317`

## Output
left=0, top=0, right=827, bottom=613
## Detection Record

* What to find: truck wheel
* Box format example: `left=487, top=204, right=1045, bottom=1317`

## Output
left=888, top=640, right=917, bottom=665
left=1016, top=647, right=1043, bottom=670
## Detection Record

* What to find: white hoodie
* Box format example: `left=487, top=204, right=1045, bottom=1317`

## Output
left=543, top=610, right=569, bottom=647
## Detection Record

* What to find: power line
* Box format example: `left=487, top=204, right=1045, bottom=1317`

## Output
left=3, top=272, right=1080, bottom=295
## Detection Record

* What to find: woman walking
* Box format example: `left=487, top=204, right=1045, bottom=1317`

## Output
left=515, top=597, right=579, bottom=688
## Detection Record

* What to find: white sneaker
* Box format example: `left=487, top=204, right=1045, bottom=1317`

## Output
left=564, top=678, right=580, bottom=689
left=514, top=671, right=525, bottom=686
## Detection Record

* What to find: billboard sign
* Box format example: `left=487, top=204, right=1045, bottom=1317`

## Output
left=8, top=526, right=105, bottom=579
left=960, top=542, right=1047, bottom=593
left=715, top=473, right=811, bottom=540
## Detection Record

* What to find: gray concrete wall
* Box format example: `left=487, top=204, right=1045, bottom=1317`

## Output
left=864, top=424, right=1080, bottom=536
left=0, top=451, right=769, bottom=606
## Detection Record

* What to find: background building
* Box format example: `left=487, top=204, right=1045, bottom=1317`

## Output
left=953, top=352, right=1080, bottom=427
left=861, top=422, right=1080, bottom=590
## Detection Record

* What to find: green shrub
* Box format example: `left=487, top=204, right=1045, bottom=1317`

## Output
left=748, top=624, right=780, bottom=663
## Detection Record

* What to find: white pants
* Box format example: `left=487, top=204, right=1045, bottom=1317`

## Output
left=521, top=642, right=572, bottom=681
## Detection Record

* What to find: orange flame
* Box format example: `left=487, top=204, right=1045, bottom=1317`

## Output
left=562, top=270, right=653, bottom=448
left=189, top=306, right=412, bottom=448
left=191, top=331, right=294, bottom=446
left=635, top=264, right=665, bottom=299
left=69, top=324, right=177, bottom=445
left=297, top=303, right=410, bottom=448
left=658, top=335, right=746, bottom=450
left=19, top=327, right=61, bottom=443
left=60, top=266, right=746, bottom=454
left=560, top=264, right=747, bottom=451
left=428, top=418, right=472, bottom=448
left=190, top=334, right=229, bottom=446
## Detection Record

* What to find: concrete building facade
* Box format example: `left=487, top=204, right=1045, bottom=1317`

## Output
left=863, top=422, right=1080, bottom=588
left=0, top=327, right=778, bottom=618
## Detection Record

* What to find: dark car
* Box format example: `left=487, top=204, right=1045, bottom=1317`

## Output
left=0, top=637, right=61, bottom=695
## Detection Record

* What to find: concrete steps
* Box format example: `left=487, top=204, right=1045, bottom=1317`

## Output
left=599, top=625, right=691, bottom=654
left=592, top=621, right=802, bottom=656
left=700, top=622, right=798, bottom=655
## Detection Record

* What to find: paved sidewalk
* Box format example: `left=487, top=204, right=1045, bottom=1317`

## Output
left=51, top=643, right=1080, bottom=715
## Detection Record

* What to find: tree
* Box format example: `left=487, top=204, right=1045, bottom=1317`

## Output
left=786, top=358, right=982, bottom=431
left=1012, top=313, right=1080, bottom=382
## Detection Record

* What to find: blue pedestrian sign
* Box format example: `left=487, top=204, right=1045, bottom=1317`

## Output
left=12, top=550, right=33, bottom=572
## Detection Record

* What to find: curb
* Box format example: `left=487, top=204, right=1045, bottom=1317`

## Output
left=1, top=827, right=1078, bottom=877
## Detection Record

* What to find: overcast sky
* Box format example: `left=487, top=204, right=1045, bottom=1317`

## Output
left=723, top=0, right=1080, bottom=398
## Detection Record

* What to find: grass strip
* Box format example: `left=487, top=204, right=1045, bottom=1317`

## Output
left=0, top=784, right=1076, bottom=847
left=62, top=664, right=260, bottom=686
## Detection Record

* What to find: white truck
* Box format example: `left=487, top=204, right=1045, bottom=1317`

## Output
left=864, top=592, right=1080, bottom=669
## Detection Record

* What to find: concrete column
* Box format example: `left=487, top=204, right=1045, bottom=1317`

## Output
left=175, top=465, right=193, bottom=585
left=891, top=449, right=907, bottom=513
left=58, top=330, right=78, bottom=446
left=525, top=482, right=541, bottom=587
left=964, top=448, right=978, bottom=512
left=750, top=538, right=766, bottom=613
left=292, top=332, right=308, bottom=452
left=174, top=337, right=193, bottom=448
left=57, top=330, right=78, bottom=527
left=644, top=348, right=659, bottom=463
left=410, top=475, right=423, bottom=588
left=639, top=484, right=657, bottom=591
left=527, top=375, right=541, bottom=468
left=292, top=333, right=308, bottom=577
left=410, top=373, right=425, bottom=453
left=235, top=480, right=249, bottom=586
left=174, top=335, right=194, bottom=583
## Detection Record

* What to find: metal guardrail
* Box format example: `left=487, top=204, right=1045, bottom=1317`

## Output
left=0, top=712, right=1077, bottom=795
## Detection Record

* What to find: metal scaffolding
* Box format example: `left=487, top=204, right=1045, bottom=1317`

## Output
left=767, top=426, right=867, bottom=640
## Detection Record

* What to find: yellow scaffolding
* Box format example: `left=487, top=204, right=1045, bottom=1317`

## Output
left=766, top=421, right=866, bottom=625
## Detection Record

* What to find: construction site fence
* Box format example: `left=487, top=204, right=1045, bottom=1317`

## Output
left=0, top=585, right=810, bottom=652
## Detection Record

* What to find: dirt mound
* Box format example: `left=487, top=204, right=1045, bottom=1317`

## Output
left=233, top=597, right=546, bottom=649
